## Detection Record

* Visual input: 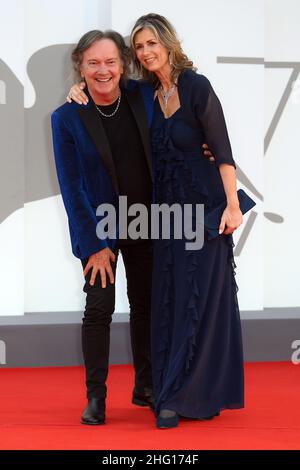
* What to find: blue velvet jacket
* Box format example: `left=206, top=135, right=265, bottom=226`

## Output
left=51, top=80, right=154, bottom=260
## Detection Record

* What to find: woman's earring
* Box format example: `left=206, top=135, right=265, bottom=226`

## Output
left=169, top=52, right=173, bottom=66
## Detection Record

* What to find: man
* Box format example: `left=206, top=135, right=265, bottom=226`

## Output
left=52, top=30, right=214, bottom=425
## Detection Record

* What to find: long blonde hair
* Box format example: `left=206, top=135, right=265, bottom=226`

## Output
left=130, top=13, right=196, bottom=88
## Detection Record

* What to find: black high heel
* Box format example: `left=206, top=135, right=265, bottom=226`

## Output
left=156, top=409, right=179, bottom=429
left=202, top=412, right=220, bottom=420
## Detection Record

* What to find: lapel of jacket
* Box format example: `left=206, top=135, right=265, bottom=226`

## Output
left=77, top=99, right=119, bottom=195
left=123, top=86, right=153, bottom=182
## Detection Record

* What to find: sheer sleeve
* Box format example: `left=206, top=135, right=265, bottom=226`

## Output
left=195, top=76, right=236, bottom=168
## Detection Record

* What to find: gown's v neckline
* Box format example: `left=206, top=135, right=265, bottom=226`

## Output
left=156, top=97, right=182, bottom=121
left=155, top=74, right=183, bottom=120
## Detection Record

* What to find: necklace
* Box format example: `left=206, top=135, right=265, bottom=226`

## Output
left=159, top=83, right=176, bottom=109
left=95, top=93, right=121, bottom=118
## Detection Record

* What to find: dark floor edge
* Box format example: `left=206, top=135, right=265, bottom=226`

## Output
left=1, top=313, right=300, bottom=366
left=0, top=307, right=299, bottom=326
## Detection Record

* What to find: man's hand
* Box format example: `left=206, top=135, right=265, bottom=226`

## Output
left=83, top=248, right=116, bottom=288
left=202, top=143, right=215, bottom=162
left=67, top=82, right=88, bottom=105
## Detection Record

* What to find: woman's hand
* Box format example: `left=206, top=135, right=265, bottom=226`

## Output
left=83, top=247, right=116, bottom=288
left=67, top=82, right=88, bottom=105
left=219, top=203, right=243, bottom=235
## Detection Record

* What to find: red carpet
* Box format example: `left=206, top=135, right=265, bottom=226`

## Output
left=0, top=362, right=299, bottom=450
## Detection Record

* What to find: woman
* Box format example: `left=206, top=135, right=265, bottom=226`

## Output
left=68, top=13, right=244, bottom=429
left=132, top=13, right=244, bottom=429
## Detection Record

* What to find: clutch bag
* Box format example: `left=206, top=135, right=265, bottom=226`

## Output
left=204, top=188, right=256, bottom=239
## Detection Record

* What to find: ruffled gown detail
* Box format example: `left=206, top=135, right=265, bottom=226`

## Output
left=150, top=70, right=244, bottom=418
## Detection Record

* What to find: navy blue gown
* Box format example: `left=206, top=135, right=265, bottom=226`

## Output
left=151, top=70, right=244, bottom=418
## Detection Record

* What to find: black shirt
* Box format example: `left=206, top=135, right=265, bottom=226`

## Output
left=96, top=93, right=152, bottom=244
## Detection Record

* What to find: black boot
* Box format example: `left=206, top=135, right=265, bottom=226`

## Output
left=132, top=387, right=154, bottom=409
left=81, top=397, right=105, bottom=425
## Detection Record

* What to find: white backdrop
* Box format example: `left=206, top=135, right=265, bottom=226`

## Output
left=0, top=0, right=299, bottom=316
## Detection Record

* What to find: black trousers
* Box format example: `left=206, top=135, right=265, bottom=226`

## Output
left=81, top=241, right=153, bottom=399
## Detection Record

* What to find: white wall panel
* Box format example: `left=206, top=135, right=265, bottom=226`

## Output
left=0, top=0, right=299, bottom=317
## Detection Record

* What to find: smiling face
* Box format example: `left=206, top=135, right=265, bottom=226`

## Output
left=80, top=38, right=123, bottom=104
left=134, top=28, right=170, bottom=75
